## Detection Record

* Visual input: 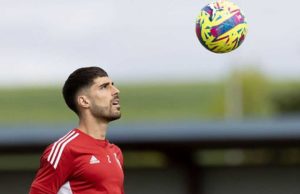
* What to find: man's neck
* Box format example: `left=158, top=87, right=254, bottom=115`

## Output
left=77, top=116, right=108, bottom=140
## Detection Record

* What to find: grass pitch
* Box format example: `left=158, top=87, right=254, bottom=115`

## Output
left=0, top=83, right=225, bottom=124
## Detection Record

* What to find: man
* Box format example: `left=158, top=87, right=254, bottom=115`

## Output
left=30, top=66, right=124, bottom=194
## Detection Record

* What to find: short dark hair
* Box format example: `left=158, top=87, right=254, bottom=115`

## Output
left=62, top=66, right=108, bottom=114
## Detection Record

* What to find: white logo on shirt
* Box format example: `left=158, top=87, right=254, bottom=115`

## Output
left=90, top=155, right=100, bottom=164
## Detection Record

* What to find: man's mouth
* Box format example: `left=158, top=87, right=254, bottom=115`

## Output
left=112, top=98, right=120, bottom=106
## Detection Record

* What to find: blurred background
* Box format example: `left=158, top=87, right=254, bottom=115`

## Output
left=1, top=0, right=300, bottom=193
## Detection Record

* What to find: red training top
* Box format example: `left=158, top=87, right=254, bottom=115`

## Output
left=30, top=129, right=124, bottom=194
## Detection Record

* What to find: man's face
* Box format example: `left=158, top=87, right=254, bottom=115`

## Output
left=85, top=76, right=121, bottom=122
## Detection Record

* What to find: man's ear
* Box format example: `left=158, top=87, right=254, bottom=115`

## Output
left=77, top=95, right=90, bottom=109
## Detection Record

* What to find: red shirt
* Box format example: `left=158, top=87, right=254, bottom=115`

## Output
left=30, top=129, right=124, bottom=194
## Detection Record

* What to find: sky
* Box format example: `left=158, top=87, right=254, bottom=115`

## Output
left=1, top=0, right=300, bottom=86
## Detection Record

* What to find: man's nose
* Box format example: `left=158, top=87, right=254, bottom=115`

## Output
left=112, top=85, right=120, bottom=94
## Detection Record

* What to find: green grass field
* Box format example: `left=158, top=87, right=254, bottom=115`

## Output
left=0, top=83, right=225, bottom=124
left=1, top=80, right=300, bottom=124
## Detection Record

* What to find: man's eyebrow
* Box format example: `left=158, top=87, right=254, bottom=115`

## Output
left=99, top=82, right=110, bottom=87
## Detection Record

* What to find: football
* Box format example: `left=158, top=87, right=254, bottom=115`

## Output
left=195, top=0, right=248, bottom=53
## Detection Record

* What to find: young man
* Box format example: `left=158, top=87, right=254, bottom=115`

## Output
left=30, top=67, right=124, bottom=194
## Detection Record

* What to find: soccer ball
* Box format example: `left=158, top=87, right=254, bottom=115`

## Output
left=195, top=0, right=248, bottom=53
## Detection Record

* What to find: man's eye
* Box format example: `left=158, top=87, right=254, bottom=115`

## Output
left=100, top=85, right=108, bottom=89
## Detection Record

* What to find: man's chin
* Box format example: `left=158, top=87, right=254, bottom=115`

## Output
left=106, top=113, right=121, bottom=122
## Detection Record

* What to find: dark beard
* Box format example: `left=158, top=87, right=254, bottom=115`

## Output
left=90, top=104, right=121, bottom=122
left=102, top=113, right=121, bottom=122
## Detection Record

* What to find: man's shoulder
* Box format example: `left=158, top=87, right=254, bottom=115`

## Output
left=43, top=130, right=81, bottom=157
left=108, top=142, right=122, bottom=153
left=40, top=129, right=81, bottom=169
left=52, top=129, right=80, bottom=145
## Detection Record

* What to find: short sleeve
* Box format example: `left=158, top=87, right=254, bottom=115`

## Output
left=112, top=145, right=125, bottom=194
left=29, top=145, right=74, bottom=194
